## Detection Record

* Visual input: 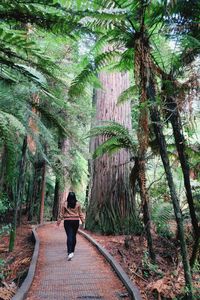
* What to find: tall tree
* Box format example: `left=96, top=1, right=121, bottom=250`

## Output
left=86, top=70, right=135, bottom=234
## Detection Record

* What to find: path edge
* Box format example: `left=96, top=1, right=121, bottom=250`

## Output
left=12, top=226, right=40, bottom=300
left=78, top=229, right=142, bottom=300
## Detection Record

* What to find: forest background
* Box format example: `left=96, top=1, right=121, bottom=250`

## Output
left=0, top=1, right=199, bottom=299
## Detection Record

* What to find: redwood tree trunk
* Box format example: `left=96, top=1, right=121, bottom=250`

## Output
left=87, top=71, right=135, bottom=234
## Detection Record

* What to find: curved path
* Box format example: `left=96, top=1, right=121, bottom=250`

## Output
left=25, top=223, right=131, bottom=300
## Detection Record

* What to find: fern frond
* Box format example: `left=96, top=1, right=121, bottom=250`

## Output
left=87, top=121, right=137, bottom=156
left=88, top=121, right=138, bottom=159
left=0, top=2, right=82, bottom=34
left=0, top=110, right=26, bottom=181
left=117, top=85, right=137, bottom=104
left=93, top=136, right=126, bottom=158
left=88, top=121, right=130, bottom=138
left=69, top=50, right=120, bottom=97
left=153, top=202, right=174, bottom=223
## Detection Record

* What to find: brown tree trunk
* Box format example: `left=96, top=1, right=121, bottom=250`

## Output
left=54, top=138, right=71, bottom=220
left=148, top=75, right=193, bottom=298
left=165, top=93, right=200, bottom=267
left=0, top=145, right=7, bottom=191
left=39, top=160, right=46, bottom=224
left=27, top=160, right=42, bottom=221
left=134, top=34, right=156, bottom=262
left=52, top=178, right=60, bottom=220
left=87, top=71, right=136, bottom=234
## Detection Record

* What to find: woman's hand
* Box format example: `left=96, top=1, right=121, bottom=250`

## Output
left=80, top=222, right=85, bottom=229
left=57, top=220, right=61, bottom=227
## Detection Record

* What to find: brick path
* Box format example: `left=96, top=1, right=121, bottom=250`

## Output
left=26, top=223, right=131, bottom=300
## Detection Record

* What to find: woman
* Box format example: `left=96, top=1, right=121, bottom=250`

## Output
left=57, top=192, right=85, bottom=260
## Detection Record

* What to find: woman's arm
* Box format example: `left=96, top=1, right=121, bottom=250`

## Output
left=78, top=204, right=85, bottom=224
left=57, top=205, right=64, bottom=226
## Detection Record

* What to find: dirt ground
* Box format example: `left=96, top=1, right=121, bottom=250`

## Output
left=0, top=222, right=34, bottom=300
left=84, top=230, right=200, bottom=300
left=0, top=223, right=199, bottom=300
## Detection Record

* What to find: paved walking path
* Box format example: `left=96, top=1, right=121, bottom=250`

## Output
left=26, top=223, right=131, bottom=300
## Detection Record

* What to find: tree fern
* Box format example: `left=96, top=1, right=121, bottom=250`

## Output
left=87, top=121, right=137, bottom=158
left=68, top=50, right=120, bottom=97
left=117, top=85, right=137, bottom=104
left=93, top=136, right=131, bottom=158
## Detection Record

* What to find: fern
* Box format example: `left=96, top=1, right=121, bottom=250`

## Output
left=93, top=136, right=130, bottom=158
left=69, top=50, right=120, bottom=97
left=87, top=121, right=137, bottom=158
left=152, top=201, right=175, bottom=238
left=0, top=111, right=26, bottom=182
left=117, top=85, right=137, bottom=104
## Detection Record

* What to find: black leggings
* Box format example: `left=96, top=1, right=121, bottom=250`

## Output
left=64, top=220, right=79, bottom=254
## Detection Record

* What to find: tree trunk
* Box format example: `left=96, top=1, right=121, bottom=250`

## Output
left=87, top=71, right=136, bottom=234
left=9, top=136, right=27, bottom=251
left=165, top=93, right=200, bottom=267
left=53, top=138, right=71, bottom=220
left=134, top=33, right=156, bottom=262
left=39, top=160, right=46, bottom=224
left=17, top=136, right=28, bottom=225
left=0, top=145, right=7, bottom=191
left=148, top=77, right=193, bottom=298
left=52, top=178, right=60, bottom=220
left=27, top=160, right=42, bottom=221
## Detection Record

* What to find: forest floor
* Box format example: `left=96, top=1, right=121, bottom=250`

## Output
left=0, top=222, right=199, bottom=300
left=84, top=229, right=200, bottom=300
left=0, top=221, right=34, bottom=300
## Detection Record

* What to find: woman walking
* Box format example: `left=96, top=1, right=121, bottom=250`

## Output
left=57, top=192, right=85, bottom=260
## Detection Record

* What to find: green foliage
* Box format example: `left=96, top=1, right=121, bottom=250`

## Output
left=117, top=85, right=137, bottom=104
left=87, top=121, right=137, bottom=158
left=142, top=251, right=163, bottom=278
left=152, top=201, right=175, bottom=239
left=0, top=258, right=5, bottom=280
left=68, top=50, right=120, bottom=97
left=86, top=195, right=142, bottom=235
left=0, top=224, right=11, bottom=236
left=0, top=193, right=10, bottom=214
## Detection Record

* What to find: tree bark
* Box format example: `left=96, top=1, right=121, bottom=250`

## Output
left=134, top=34, right=156, bottom=262
left=9, top=136, right=27, bottom=251
left=52, top=178, right=60, bottom=220
left=163, top=84, right=199, bottom=231
left=0, top=145, right=7, bottom=191
left=39, top=160, right=46, bottom=224
left=53, top=138, right=71, bottom=220
left=148, top=77, right=193, bottom=299
left=27, top=160, right=42, bottom=221
left=87, top=71, right=136, bottom=234
left=165, top=93, right=200, bottom=267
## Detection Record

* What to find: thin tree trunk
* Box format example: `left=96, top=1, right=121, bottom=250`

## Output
left=52, top=178, right=60, bottom=220
left=0, top=145, right=7, bottom=191
left=165, top=93, right=200, bottom=268
left=148, top=77, right=193, bottom=299
left=53, top=138, right=71, bottom=220
left=9, top=136, right=27, bottom=251
left=39, top=160, right=46, bottom=224
left=17, top=136, right=28, bottom=225
left=134, top=33, right=156, bottom=262
left=28, top=160, right=41, bottom=221
left=137, top=159, right=156, bottom=263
